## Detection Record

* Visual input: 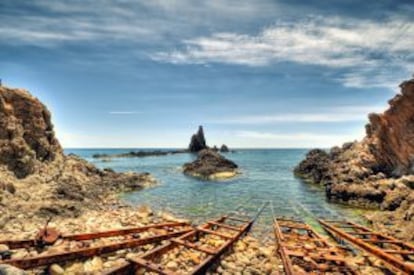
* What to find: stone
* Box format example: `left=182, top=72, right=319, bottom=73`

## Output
left=166, top=261, right=178, bottom=271
left=84, top=256, right=103, bottom=272
left=188, top=126, right=208, bottom=152
left=49, top=264, right=64, bottom=275
left=0, top=244, right=9, bottom=252
left=220, top=144, right=230, bottom=153
left=5, top=183, right=15, bottom=194
left=0, top=264, right=27, bottom=275
left=183, top=149, right=238, bottom=180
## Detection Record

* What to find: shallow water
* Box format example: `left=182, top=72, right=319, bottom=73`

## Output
left=66, top=149, right=365, bottom=238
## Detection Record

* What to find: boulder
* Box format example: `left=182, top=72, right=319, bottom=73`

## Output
left=220, top=144, right=230, bottom=153
left=188, top=126, right=207, bottom=152
left=183, top=149, right=238, bottom=180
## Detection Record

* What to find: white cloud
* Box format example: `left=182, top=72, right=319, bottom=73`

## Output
left=152, top=17, right=414, bottom=88
left=208, top=105, right=385, bottom=124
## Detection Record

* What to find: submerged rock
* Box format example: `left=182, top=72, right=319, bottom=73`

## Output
left=183, top=149, right=238, bottom=180
left=188, top=126, right=208, bottom=152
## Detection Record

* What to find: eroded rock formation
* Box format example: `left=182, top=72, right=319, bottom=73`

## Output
left=189, top=126, right=208, bottom=152
left=0, top=86, right=156, bottom=222
left=0, top=87, right=61, bottom=178
left=183, top=149, right=238, bottom=180
left=295, top=77, right=414, bottom=241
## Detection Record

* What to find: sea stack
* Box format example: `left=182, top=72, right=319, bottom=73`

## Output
left=295, top=77, right=414, bottom=241
left=183, top=149, right=238, bottom=180
left=188, top=126, right=208, bottom=152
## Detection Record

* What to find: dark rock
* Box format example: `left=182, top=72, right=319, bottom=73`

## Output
left=220, top=144, right=230, bottom=153
left=188, top=126, right=207, bottom=152
left=294, top=149, right=330, bottom=184
left=5, top=183, right=15, bottom=194
left=183, top=149, right=238, bottom=180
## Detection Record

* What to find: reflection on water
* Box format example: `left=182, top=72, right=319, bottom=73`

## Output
left=66, top=149, right=366, bottom=238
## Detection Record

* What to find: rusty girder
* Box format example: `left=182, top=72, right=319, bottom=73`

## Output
left=0, top=222, right=192, bottom=270
left=273, top=217, right=357, bottom=275
left=103, top=202, right=268, bottom=275
left=319, top=219, right=414, bottom=275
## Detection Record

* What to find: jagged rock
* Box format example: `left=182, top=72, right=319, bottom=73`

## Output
left=188, top=126, right=207, bottom=152
left=220, top=144, right=230, bottom=153
left=0, top=87, right=61, bottom=178
left=294, top=149, right=330, bottom=184
left=295, top=76, right=414, bottom=241
left=183, top=149, right=238, bottom=180
left=0, top=86, right=157, bottom=221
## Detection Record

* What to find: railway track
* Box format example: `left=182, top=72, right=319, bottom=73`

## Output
left=0, top=221, right=192, bottom=271
left=272, top=216, right=357, bottom=274
left=319, top=219, right=414, bottom=275
left=103, top=202, right=268, bottom=274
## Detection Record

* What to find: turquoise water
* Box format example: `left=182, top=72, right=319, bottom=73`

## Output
left=66, top=149, right=365, bottom=237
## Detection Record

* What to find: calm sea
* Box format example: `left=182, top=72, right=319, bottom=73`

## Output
left=66, top=149, right=366, bottom=238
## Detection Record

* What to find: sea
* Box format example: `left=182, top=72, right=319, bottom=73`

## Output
left=65, top=148, right=367, bottom=239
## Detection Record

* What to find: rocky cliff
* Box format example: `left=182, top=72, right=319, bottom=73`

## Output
left=295, top=77, right=414, bottom=241
left=0, top=86, right=156, bottom=225
left=188, top=126, right=208, bottom=152
left=0, top=87, right=61, bottom=178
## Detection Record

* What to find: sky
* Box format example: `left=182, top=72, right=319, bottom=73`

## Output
left=0, top=0, right=413, bottom=148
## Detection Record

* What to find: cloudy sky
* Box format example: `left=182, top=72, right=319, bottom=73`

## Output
left=1, top=0, right=413, bottom=148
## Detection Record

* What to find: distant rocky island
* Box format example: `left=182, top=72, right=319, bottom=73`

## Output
left=295, top=77, right=414, bottom=241
left=93, top=125, right=231, bottom=160
left=184, top=126, right=239, bottom=180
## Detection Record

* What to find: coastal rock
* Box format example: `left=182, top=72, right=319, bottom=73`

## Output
left=295, top=77, right=414, bottom=241
left=188, top=126, right=208, bottom=152
left=220, top=144, right=230, bottom=153
left=0, top=87, right=61, bottom=178
left=0, top=86, right=157, bottom=221
left=183, top=149, right=238, bottom=180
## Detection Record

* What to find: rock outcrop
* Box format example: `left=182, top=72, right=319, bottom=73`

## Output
left=0, top=87, right=61, bottom=178
left=220, top=144, right=230, bottom=153
left=295, top=77, right=414, bottom=241
left=188, top=126, right=208, bottom=152
left=0, top=86, right=156, bottom=223
left=183, top=149, right=238, bottom=180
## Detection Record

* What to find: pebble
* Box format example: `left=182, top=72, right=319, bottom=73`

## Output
left=166, top=261, right=178, bottom=271
left=0, top=244, right=9, bottom=252
left=49, top=264, right=64, bottom=275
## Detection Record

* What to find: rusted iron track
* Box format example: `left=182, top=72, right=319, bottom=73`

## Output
left=103, top=202, right=268, bottom=275
left=273, top=216, right=357, bottom=274
left=319, top=219, right=414, bottom=275
left=0, top=222, right=188, bottom=249
left=0, top=222, right=191, bottom=270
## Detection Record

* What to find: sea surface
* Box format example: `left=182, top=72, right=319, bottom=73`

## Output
left=66, top=149, right=366, bottom=238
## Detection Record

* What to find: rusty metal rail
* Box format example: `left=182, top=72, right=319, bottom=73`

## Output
left=0, top=222, right=192, bottom=270
left=103, top=202, right=268, bottom=275
left=273, top=216, right=357, bottom=274
left=319, top=219, right=414, bottom=275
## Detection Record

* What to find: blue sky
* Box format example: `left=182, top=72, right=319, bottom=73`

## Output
left=0, top=0, right=413, bottom=148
